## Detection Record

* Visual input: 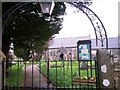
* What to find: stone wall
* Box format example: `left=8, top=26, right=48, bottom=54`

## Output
left=96, top=49, right=120, bottom=89
left=112, top=55, right=120, bottom=89
left=96, top=49, right=114, bottom=88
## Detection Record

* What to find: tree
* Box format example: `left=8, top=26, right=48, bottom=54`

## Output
left=2, top=2, right=66, bottom=62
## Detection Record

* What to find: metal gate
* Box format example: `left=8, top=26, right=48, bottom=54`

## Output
left=2, top=51, right=99, bottom=90
left=1, top=1, right=108, bottom=89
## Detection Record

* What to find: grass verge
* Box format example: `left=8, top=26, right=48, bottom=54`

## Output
left=39, top=60, right=96, bottom=87
left=6, top=64, right=23, bottom=87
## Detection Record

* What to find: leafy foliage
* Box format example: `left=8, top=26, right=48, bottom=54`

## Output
left=2, top=2, right=66, bottom=60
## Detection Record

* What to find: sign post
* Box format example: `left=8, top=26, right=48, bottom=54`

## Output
left=76, top=40, right=97, bottom=87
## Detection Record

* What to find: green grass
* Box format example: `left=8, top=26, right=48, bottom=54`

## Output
left=6, top=64, right=23, bottom=87
left=5, top=60, right=96, bottom=88
left=5, top=61, right=38, bottom=87
left=39, top=60, right=96, bottom=87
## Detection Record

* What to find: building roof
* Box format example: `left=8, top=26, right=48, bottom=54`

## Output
left=49, top=36, right=119, bottom=49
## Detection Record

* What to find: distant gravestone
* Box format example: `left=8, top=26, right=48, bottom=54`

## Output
left=80, top=61, right=87, bottom=69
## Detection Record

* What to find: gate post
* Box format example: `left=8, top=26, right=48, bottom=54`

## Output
left=0, top=1, right=1, bottom=51
left=0, top=1, right=2, bottom=90
left=0, top=61, right=2, bottom=90
left=96, top=49, right=115, bottom=89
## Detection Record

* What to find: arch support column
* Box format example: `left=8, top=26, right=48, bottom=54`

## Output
left=0, top=1, right=2, bottom=90
left=0, top=1, right=2, bottom=50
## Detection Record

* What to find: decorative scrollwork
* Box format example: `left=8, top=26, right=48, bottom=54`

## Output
left=89, top=15, right=96, bottom=21
left=2, top=2, right=108, bottom=49
left=68, top=2, right=108, bottom=49
left=2, top=2, right=30, bottom=30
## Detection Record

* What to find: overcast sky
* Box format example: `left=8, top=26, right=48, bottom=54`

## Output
left=55, top=0, right=119, bottom=39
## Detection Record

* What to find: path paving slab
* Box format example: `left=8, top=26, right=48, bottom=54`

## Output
left=22, top=64, right=50, bottom=88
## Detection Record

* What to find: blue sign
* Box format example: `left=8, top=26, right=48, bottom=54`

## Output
left=77, top=40, right=91, bottom=61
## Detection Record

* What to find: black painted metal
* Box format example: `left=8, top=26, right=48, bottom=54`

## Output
left=2, top=2, right=30, bottom=30
left=94, top=56, right=100, bottom=89
left=2, top=1, right=106, bottom=90
left=2, top=2, right=108, bottom=49
left=76, top=40, right=96, bottom=89
left=68, top=2, right=108, bottom=49
left=2, top=57, right=98, bottom=89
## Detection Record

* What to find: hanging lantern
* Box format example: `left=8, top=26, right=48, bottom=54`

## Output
left=39, top=1, right=55, bottom=16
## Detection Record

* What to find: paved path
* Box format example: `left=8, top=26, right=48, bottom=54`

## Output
left=22, top=64, right=55, bottom=88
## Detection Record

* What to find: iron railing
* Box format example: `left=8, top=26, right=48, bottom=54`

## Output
left=2, top=57, right=99, bottom=90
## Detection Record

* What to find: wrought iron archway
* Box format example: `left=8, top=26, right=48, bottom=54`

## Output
left=2, top=1, right=108, bottom=89
left=2, top=2, right=108, bottom=49
left=68, top=2, right=108, bottom=49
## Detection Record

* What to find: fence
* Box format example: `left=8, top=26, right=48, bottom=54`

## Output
left=2, top=57, right=99, bottom=89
